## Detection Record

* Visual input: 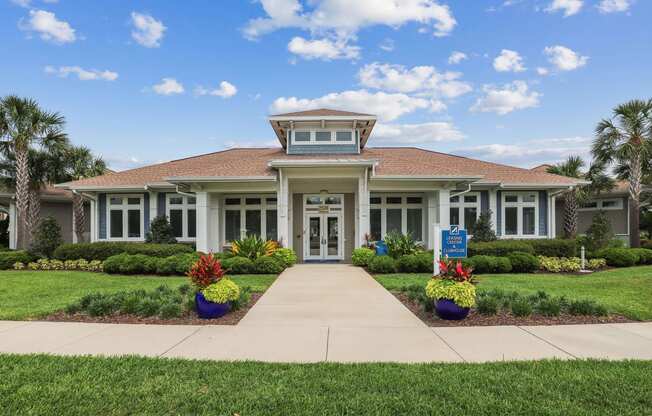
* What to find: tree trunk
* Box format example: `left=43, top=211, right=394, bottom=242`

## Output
left=563, top=189, right=579, bottom=239
left=28, top=188, right=41, bottom=244
left=14, top=147, right=30, bottom=249
left=629, top=154, right=642, bottom=248
left=72, top=193, right=86, bottom=243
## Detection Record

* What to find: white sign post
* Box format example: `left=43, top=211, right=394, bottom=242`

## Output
left=433, top=224, right=441, bottom=276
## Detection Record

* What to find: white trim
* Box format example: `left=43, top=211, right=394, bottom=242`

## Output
left=578, top=198, right=624, bottom=211
left=269, top=115, right=376, bottom=122
left=221, top=194, right=278, bottom=244
left=268, top=159, right=376, bottom=168
left=369, top=193, right=425, bottom=242
left=449, top=192, right=481, bottom=232
left=302, top=193, right=344, bottom=261
left=501, top=191, right=539, bottom=238
left=166, top=193, right=197, bottom=242
left=290, top=128, right=356, bottom=145
left=105, top=194, right=145, bottom=241
left=8, top=201, right=16, bottom=250
left=165, top=176, right=276, bottom=183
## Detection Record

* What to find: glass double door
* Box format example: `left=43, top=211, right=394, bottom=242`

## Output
left=305, top=214, right=342, bottom=260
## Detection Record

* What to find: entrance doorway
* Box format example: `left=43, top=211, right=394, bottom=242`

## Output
left=303, top=194, right=343, bottom=261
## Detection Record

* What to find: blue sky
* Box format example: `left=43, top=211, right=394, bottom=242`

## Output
left=1, top=0, right=650, bottom=171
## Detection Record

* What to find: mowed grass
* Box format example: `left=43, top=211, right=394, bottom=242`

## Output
left=0, top=355, right=650, bottom=416
left=375, top=266, right=652, bottom=320
left=0, top=271, right=277, bottom=320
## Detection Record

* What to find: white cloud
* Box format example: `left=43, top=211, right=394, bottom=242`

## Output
left=130, top=12, right=166, bottom=48
left=270, top=89, right=432, bottom=122
left=448, top=51, right=468, bottom=65
left=470, top=81, right=541, bottom=115
left=373, top=121, right=464, bottom=144
left=287, top=36, right=360, bottom=60
left=545, top=0, right=583, bottom=16
left=536, top=67, right=550, bottom=76
left=195, top=81, right=238, bottom=98
left=597, top=0, right=632, bottom=13
left=453, top=136, right=591, bottom=167
left=493, top=49, right=526, bottom=72
left=152, top=78, right=184, bottom=95
left=243, top=0, right=457, bottom=43
left=44, top=65, right=118, bottom=81
left=358, top=62, right=472, bottom=98
left=19, top=9, right=76, bottom=44
left=379, top=38, right=395, bottom=52
left=11, top=0, right=32, bottom=7
left=544, top=45, right=588, bottom=71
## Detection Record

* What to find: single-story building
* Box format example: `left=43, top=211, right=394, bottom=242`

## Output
left=56, top=108, right=587, bottom=262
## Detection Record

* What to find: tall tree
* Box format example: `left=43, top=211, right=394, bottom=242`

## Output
left=0, top=96, right=67, bottom=248
left=593, top=99, right=652, bottom=248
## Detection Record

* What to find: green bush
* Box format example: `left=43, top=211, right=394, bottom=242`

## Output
left=145, top=216, right=177, bottom=244
left=527, top=239, right=577, bottom=257
left=511, top=298, right=532, bottom=317
left=103, top=253, right=157, bottom=275
left=597, top=248, right=638, bottom=267
left=476, top=295, right=499, bottom=315
left=584, top=211, right=613, bottom=253
left=507, top=252, right=540, bottom=273
left=384, top=232, right=420, bottom=258
left=54, top=242, right=193, bottom=261
left=221, top=256, right=255, bottom=274
left=568, top=299, right=608, bottom=316
left=470, top=211, right=497, bottom=242
left=426, top=279, right=476, bottom=308
left=466, top=255, right=512, bottom=274
left=368, top=255, right=397, bottom=274
left=271, top=248, right=297, bottom=268
left=587, top=258, right=607, bottom=270
left=30, top=216, right=63, bottom=258
left=201, top=278, right=241, bottom=304
left=538, top=256, right=581, bottom=273
left=397, top=253, right=431, bottom=273
left=535, top=297, right=562, bottom=316
left=0, top=250, right=37, bottom=269
left=253, top=256, right=284, bottom=274
left=630, top=248, right=652, bottom=265
left=468, top=240, right=534, bottom=257
left=352, top=248, right=375, bottom=267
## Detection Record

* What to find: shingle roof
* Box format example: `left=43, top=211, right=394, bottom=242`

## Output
left=270, top=108, right=375, bottom=118
left=60, top=147, right=579, bottom=189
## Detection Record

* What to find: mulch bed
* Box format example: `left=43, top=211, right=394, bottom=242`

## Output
left=43, top=293, right=262, bottom=326
left=393, top=292, right=635, bottom=327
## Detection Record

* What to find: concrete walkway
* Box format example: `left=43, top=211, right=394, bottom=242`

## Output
left=0, top=265, right=651, bottom=363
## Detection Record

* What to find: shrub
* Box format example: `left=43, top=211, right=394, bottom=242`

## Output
left=476, top=295, right=499, bottom=315
left=511, top=298, right=532, bottom=317
left=271, top=248, right=297, bottom=268
left=352, top=248, right=375, bottom=267
left=597, top=248, right=638, bottom=267
left=0, top=250, right=36, bottom=270
left=470, top=211, right=497, bottom=242
left=159, top=302, right=183, bottom=319
left=568, top=299, right=608, bottom=316
left=506, top=252, right=540, bottom=273
left=221, top=256, right=255, bottom=274
left=145, top=216, right=177, bottom=244
left=187, top=253, right=226, bottom=288
left=136, top=298, right=161, bottom=317
left=468, top=240, right=534, bottom=257
left=536, top=297, right=562, bottom=316
left=253, top=256, right=284, bottom=274
left=368, top=255, right=397, bottom=274
left=230, top=286, right=252, bottom=311
left=538, top=256, right=581, bottom=273
left=466, top=255, right=512, bottom=274
left=527, top=239, right=577, bottom=257
left=584, top=211, right=613, bottom=253
left=30, top=216, right=63, bottom=258
left=397, top=253, right=432, bottom=273
left=587, top=258, right=607, bottom=270
left=53, top=242, right=193, bottom=261
left=201, top=278, right=240, bottom=304
left=425, top=279, right=476, bottom=308
left=231, top=236, right=277, bottom=260
left=630, top=248, right=652, bottom=265
left=384, top=232, right=420, bottom=258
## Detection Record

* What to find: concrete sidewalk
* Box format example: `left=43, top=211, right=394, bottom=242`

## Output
left=1, top=320, right=651, bottom=363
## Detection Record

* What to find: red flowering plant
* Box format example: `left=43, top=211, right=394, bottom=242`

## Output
left=436, top=258, right=475, bottom=284
left=187, top=253, right=225, bottom=289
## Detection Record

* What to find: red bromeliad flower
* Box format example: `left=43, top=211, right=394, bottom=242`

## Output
left=435, top=258, right=475, bottom=284
left=187, top=253, right=225, bottom=289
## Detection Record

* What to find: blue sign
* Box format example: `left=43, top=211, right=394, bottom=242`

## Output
left=442, top=225, right=467, bottom=258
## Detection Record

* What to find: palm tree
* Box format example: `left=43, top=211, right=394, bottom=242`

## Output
left=0, top=96, right=67, bottom=248
left=547, top=156, right=615, bottom=239
left=593, top=99, right=652, bottom=248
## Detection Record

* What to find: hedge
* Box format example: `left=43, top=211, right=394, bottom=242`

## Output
left=103, top=253, right=201, bottom=275
left=468, top=240, right=534, bottom=257
left=396, top=253, right=432, bottom=273
left=596, top=248, right=642, bottom=267
left=368, top=256, right=397, bottom=274
left=54, top=242, right=194, bottom=261
left=507, top=252, right=540, bottom=273
left=0, top=250, right=37, bottom=270
left=526, top=239, right=577, bottom=257
left=464, top=255, right=512, bottom=274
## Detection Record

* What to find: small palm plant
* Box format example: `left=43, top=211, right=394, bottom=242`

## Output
left=231, top=235, right=277, bottom=259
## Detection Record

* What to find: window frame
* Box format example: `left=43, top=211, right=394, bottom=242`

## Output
left=166, top=194, right=197, bottom=241
left=449, top=192, right=481, bottom=233
left=501, top=192, right=539, bottom=238
left=106, top=194, right=144, bottom=241
left=578, top=198, right=624, bottom=211
left=369, top=193, right=425, bottom=242
left=290, top=128, right=356, bottom=145
left=221, top=194, right=278, bottom=243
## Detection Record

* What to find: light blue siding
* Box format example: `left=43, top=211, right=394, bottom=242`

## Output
left=287, top=130, right=359, bottom=155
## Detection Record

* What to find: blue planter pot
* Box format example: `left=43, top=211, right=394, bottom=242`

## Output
left=195, top=292, right=231, bottom=319
left=435, top=299, right=470, bottom=320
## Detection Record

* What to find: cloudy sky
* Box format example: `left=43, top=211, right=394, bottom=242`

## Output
left=1, top=0, right=649, bottom=170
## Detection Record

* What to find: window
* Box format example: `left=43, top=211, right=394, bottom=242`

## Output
left=369, top=194, right=425, bottom=241
left=294, top=131, right=310, bottom=142
left=450, top=192, right=480, bottom=233
left=579, top=198, right=623, bottom=211
left=107, top=195, right=143, bottom=240
left=502, top=192, right=538, bottom=237
left=222, top=195, right=277, bottom=242
left=166, top=194, right=196, bottom=241
left=336, top=131, right=352, bottom=142
left=291, top=129, right=355, bottom=145
left=315, top=131, right=331, bottom=142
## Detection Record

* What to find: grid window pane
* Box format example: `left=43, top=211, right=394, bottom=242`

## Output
left=336, top=131, right=352, bottom=141
left=370, top=209, right=381, bottom=241
left=169, top=196, right=183, bottom=205
left=110, top=210, right=123, bottom=238
left=450, top=196, right=459, bottom=203
left=127, top=210, right=140, bottom=238
left=369, top=197, right=381, bottom=204
left=464, top=195, right=477, bottom=203
left=523, top=194, right=536, bottom=203
left=523, top=207, right=536, bottom=235
left=386, top=197, right=402, bottom=204
left=406, top=197, right=422, bottom=204
left=295, top=131, right=310, bottom=142
left=315, top=131, right=331, bottom=142
left=245, top=210, right=261, bottom=237
left=170, top=209, right=183, bottom=238
left=225, top=210, right=240, bottom=241
left=602, top=200, right=617, bottom=208
left=187, top=197, right=196, bottom=205
left=306, top=196, right=321, bottom=205
left=110, top=197, right=122, bottom=205
left=386, top=209, right=402, bottom=234
left=450, top=207, right=460, bottom=226
left=325, top=196, right=341, bottom=205
left=464, top=207, right=478, bottom=232
left=127, top=198, right=141, bottom=205
left=225, top=198, right=240, bottom=205
left=266, top=198, right=277, bottom=205
left=188, top=209, right=196, bottom=238
left=266, top=210, right=277, bottom=241
left=505, top=195, right=518, bottom=203
left=505, top=207, right=518, bottom=235
left=407, top=209, right=422, bottom=241
left=245, top=198, right=261, bottom=205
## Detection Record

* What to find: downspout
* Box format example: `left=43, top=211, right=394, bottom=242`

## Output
left=450, top=183, right=473, bottom=199
left=174, top=184, right=196, bottom=198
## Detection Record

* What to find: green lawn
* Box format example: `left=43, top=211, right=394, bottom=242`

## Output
left=375, top=266, right=652, bottom=320
left=0, top=355, right=649, bottom=415
left=0, top=271, right=277, bottom=320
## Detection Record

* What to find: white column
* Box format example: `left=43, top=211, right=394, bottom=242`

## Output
left=427, top=191, right=437, bottom=250
left=209, top=193, right=220, bottom=252
left=195, top=191, right=209, bottom=253
left=550, top=195, right=557, bottom=238
left=89, top=199, right=97, bottom=243
left=8, top=200, right=16, bottom=250
left=277, top=169, right=290, bottom=248
left=438, top=189, right=450, bottom=229
left=489, top=189, right=498, bottom=233
left=357, top=170, right=370, bottom=247
left=71, top=207, right=78, bottom=244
